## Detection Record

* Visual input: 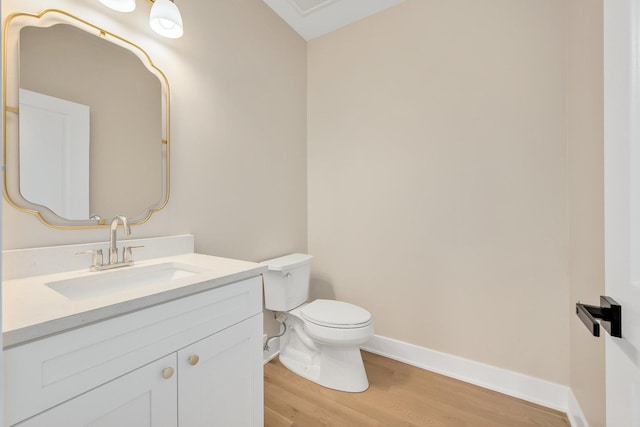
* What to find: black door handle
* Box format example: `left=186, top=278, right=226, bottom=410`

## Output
left=576, top=296, right=622, bottom=338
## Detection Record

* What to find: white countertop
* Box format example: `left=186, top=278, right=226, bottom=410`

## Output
left=3, top=253, right=267, bottom=348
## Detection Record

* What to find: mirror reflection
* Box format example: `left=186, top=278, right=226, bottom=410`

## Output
left=19, top=24, right=162, bottom=221
left=2, top=9, right=170, bottom=228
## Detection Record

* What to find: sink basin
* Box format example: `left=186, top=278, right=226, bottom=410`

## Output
left=46, top=262, right=207, bottom=301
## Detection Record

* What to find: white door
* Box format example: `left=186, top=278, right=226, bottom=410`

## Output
left=604, top=0, right=640, bottom=425
left=18, top=89, right=90, bottom=220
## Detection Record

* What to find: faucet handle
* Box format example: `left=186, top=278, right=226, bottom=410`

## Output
left=76, top=249, right=104, bottom=270
left=123, top=245, right=144, bottom=263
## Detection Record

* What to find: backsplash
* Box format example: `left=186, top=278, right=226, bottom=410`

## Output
left=2, top=235, right=194, bottom=280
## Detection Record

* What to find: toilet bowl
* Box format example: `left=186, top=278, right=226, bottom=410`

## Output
left=262, top=254, right=374, bottom=392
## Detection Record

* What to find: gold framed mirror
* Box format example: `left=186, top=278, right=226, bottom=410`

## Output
left=2, top=9, right=170, bottom=228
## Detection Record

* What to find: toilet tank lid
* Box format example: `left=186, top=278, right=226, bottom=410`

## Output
left=262, top=253, right=313, bottom=271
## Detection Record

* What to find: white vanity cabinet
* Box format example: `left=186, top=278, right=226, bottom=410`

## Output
left=178, top=315, right=262, bottom=426
left=14, top=353, right=179, bottom=427
left=4, top=276, right=264, bottom=427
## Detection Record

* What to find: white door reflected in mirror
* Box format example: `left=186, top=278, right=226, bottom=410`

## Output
left=19, top=89, right=90, bottom=220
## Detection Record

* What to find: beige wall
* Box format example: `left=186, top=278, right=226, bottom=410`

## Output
left=308, top=0, right=571, bottom=384
left=308, top=1, right=606, bottom=424
left=2, top=0, right=308, bottom=263
left=568, top=0, right=606, bottom=426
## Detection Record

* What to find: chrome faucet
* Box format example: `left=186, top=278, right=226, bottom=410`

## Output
left=77, top=216, right=143, bottom=271
left=109, top=215, right=131, bottom=264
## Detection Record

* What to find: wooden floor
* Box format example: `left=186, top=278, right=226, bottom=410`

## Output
left=264, top=351, right=570, bottom=427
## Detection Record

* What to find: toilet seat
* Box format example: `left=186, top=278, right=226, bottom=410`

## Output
left=300, top=299, right=372, bottom=329
left=288, top=300, right=374, bottom=347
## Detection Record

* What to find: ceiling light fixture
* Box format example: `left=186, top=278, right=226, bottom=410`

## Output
left=98, top=0, right=184, bottom=39
left=149, top=0, right=184, bottom=39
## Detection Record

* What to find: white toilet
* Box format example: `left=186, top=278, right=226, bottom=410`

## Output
left=262, top=253, right=374, bottom=392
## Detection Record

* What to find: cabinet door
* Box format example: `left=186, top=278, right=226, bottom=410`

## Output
left=15, top=354, right=177, bottom=427
left=178, top=314, right=263, bottom=427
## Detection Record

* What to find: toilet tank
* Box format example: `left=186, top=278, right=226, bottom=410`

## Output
left=262, top=253, right=313, bottom=311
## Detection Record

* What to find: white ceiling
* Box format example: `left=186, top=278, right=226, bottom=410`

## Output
left=263, top=0, right=406, bottom=41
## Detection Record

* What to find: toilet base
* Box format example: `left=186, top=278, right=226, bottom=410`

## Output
left=279, top=330, right=369, bottom=392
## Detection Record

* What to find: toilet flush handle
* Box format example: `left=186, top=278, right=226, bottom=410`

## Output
left=283, top=272, right=292, bottom=278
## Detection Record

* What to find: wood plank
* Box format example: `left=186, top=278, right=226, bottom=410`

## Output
left=264, top=351, right=570, bottom=427
left=264, top=406, right=293, bottom=427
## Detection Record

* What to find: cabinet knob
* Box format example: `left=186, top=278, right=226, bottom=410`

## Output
left=188, top=355, right=200, bottom=366
left=162, top=367, right=175, bottom=379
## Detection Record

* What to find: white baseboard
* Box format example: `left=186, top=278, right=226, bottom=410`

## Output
left=362, top=334, right=589, bottom=427
left=566, top=389, right=590, bottom=427
left=265, top=332, right=589, bottom=427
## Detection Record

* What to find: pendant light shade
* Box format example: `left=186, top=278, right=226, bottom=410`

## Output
left=149, top=0, right=184, bottom=39
left=98, top=0, right=136, bottom=12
